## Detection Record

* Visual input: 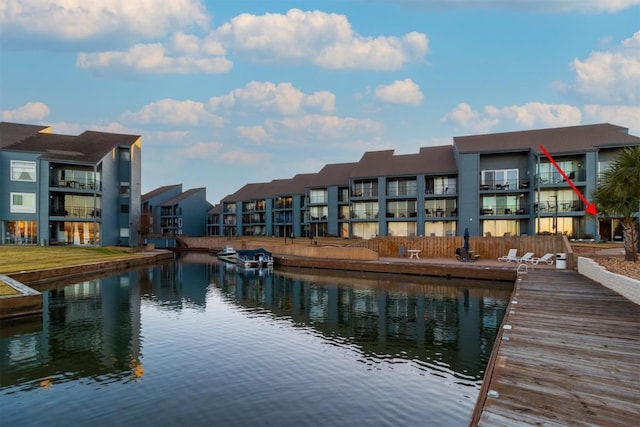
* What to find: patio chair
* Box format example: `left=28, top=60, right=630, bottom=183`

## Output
left=498, top=249, right=518, bottom=262
left=517, top=252, right=535, bottom=264
left=531, top=253, right=555, bottom=265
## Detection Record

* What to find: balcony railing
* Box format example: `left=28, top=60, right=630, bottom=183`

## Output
left=386, top=211, right=417, bottom=218
left=53, top=179, right=101, bottom=190
left=425, top=208, right=457, bottom=217
left=351, top=211, right=378, bottom=219
left=535, top=201, right=583, bottom=213
left=51, top=207, right=101, bottom=218
left=479, top=179, right=530, bottom=191
left=536, top=171, right=585, bottom=185
left=480, top=207, right=527, bottom=216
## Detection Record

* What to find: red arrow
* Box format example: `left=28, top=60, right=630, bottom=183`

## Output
left=539, top=145, right=597, bottom=216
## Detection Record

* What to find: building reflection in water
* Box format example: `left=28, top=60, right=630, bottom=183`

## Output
left=205, top=257, right=511, bottom=380
left=0, top=252, right=510, bottom=390
left=1, top=272, right=142, bottom=389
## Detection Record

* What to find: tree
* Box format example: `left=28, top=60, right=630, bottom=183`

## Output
left=592, top=146, right=640, bottom=261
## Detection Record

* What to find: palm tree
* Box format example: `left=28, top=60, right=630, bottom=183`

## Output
left=592, top=146, right=640, bottom=261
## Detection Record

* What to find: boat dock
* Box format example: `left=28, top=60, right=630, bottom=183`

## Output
left=471, top=269, right=640, bottom=426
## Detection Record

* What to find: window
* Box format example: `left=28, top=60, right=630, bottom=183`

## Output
left=120, top=149, right=131, bottom=161
left=481, top=169, right=519, bottom=189
left=387, top=178, right=417, bottom=197
left=11, top=161, right=36, bottom=182
left=309, top=206, right=328, bottom=220
left=10, top=192, right=36, bottom=213
left=120, top=183, right=130, bottom=197
left=120, top=228, right=130, bottom=237
left=121, top=204, right=130, bottom=214
left=426, top=176, right=456, bottom=194
left=309, top=189, right=328, bottom=204
left=351, top=180, right=378, bottom=197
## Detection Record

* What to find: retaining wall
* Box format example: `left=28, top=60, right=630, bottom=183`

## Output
left=577, top=256, right=640, bottom=305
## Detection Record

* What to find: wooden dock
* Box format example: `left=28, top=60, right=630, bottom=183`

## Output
left=471, top=269, right=640, bottom=426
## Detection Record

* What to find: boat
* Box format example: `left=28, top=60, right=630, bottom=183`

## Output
left=217, top=247, right=237, bottom=263
left=235, top=247, right=274, bottom=269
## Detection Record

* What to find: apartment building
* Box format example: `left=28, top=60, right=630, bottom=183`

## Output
left=142, top=185, right=212, bottom=238
left=1, top=122, right=141, bottom=246
left=208, top=123, right=640, bottom=240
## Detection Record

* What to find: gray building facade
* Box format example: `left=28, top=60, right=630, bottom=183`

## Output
left=208, top=123, right=640, bottom=241
left=1, top=122, right=142, bottom=247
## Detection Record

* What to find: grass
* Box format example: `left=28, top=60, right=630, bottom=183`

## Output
left=0, top=245, right=142, bottom=275
left=0, top=279, right=20, bottom=296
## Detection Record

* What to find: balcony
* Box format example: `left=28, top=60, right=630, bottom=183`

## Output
left=480, top=179, right=530, bottom=191
left=386, top=211, right=417, bottom=218
left=51, top=207, right=101, bottom=218
left=535, top=200, right=583, bottom=214
left=536, top=171, right=584, bottom=186
left=425, top=208, right=457, bottom=218
left=53, top=179, right=100, bottom=190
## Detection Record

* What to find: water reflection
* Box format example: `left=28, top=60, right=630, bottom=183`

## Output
left=1, top=272, right=143, bottom=390
left=0, top=253, right=510, bottom=426
left=206, top=259, right=509, bottom=383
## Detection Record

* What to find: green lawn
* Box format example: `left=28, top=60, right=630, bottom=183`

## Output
left=0, top=245, right=141, bottom=274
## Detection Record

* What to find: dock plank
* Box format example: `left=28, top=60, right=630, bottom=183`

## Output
left=472, top=269, right=640, bottom=426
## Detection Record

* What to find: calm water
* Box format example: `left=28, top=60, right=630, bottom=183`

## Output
left=0, top=253, right=510, bottom=427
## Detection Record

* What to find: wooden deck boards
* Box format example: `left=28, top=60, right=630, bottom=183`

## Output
left=473, top=269, right=640, bottom=426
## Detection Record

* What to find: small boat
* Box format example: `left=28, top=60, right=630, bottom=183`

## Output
left=217, top=247, right=237, bottom=263
left=235, top=247, right=274, bottom=269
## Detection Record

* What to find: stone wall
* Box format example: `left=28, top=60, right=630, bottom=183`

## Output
left=577, top=256, right=640, bottom=305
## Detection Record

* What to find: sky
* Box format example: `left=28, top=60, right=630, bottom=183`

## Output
left=1, top=0, right=639, bottom=204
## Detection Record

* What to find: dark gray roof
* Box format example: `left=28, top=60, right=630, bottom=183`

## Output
left=222, top=182, right=273, bottom=203
left=269, top=173, right=318, bottom=196
left=1, top=122, right=141, bottom=163
left=161, top=188, right=206, bottom=207
left=0, top=122, right=51, bottom=148
left=311, top=162, right=357, bottom=187
left=350, top=145, right=457, bottom=178
left=453, top=123, right=640, bottom=155
left=208, top=204, right=222, bottom=214
left=142, top=184, right=182, bottom=202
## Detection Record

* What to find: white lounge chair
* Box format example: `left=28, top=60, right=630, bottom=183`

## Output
left=531, top=253, right=555, bottom=265
left=517, top=252, right=535, bottom=264
left=498, top=249, right=518, bottom=262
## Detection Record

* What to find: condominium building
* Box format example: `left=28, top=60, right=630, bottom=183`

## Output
left=1, top=122, right=142, bottom=246
left=208, top=123, right=640, bottom=241
left=142, top=184, right=212, bottom=237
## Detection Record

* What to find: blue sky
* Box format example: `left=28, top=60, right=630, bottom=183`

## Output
left=1, top=0, right=639, bottom=203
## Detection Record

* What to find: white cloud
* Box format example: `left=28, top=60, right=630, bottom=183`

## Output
left=486, top=103, right=583, bottom=128
left=560, top=31, right=640, bottom=104
left=1, top=102, right=50, bottom=122
left=122, top=99, right=225, bottom=126
left=216, top=9, right=428, bottom=70
left=583, top=104, right=640, bottom=134
left=393, top=0, right=640, bottom=13
left=441, top=103, right=499, bottom=134
left=265, top=114, right=383, bottom=142
left=442, top=102, right=583, bottom=133
left=209, top=81, right=336, bottom=115
left=0, top=0, right=209, bottom=42
left=77, top=41, right=233, bottom=75
left=179, top=141, right=224, bottom=159
left=236, top=126, right=269, bottom=144
left=375, top=78, right=424, bottom=105
left=218, top=149, right=270, bottom=165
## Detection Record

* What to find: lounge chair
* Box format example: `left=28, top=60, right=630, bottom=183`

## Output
left=531, top=253, right=555, bottom=265
left=498, top=249, right=518, bottom=262
left=517, top=252, right=535, bottom=264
